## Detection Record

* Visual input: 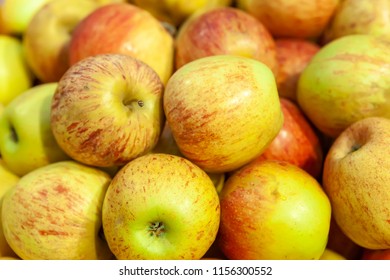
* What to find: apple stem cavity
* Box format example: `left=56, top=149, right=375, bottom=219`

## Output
left=9, top=124, right=18, bottom=143
left=148, top=221, right=165, bottom=237
left=350, top=144, right=362, bottom=153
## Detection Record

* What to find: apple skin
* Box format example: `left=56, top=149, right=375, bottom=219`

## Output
left=322, top=0, right=390, bottom=44
left=320, top=248, right=346, bottom=260
left=1, top=161, right=113, bottom=260
left=297, top=34, right=390, bottom=138
left=69, top=3, right=174, bottom=85
left=51, top=53, right=165, bottom=168
left=236, top=0, right=339, bottom=39
left=23, top=0, right=99, bottom=83
left=174, top=7, right=278, bottom=75
left=164, top=55, right=283, bottom=173
left=252, top=98, right=323, bottom=179
left=362, top=248, right=390, bottom=260
left=102, top=153, right=220, bottom=260
left=0, top=35, right=33, bottom=106
left=322, top=117, right=390, bottom=249
left=217, top=160, right=331, bottom=260
left=0, top=83, right=70, bottom=176
left=275, top=39, right=320, bottom=102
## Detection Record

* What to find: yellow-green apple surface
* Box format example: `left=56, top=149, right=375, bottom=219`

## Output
left=0, top=83, right=69, bottom=176
left=217, top=160, right=331, bottom=259
left=102, top=153, right=220, bottom=260
left=174, top=7, right=278, bottom=75
left=164, top=55, right=283, bottom=173
left=23, top=0, right=99, bottom=83
left=323, top=117, right=390, bottom=249
left=0, top=0, right=53, bottom=35
left=322, top=0, right=390, bottom=44
left=0, top=159, right=19, bottom=258
left=1, top=160, right=113, bottom=260
left=0, top=35, right=33, bottom=105
left=51, top=53, right=165, bottom=168
left=69, top=3, right=174, bottom=85
left=132, top=0, right=232, bottom=26
left=297, top=34, right=390, bottom=138
left=236, top=0, right=339, bottom=39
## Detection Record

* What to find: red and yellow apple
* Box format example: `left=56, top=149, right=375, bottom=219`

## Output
left=362, top=248, right=390, bottom=260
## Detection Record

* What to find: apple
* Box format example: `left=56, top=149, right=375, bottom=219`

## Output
left=217, top=160, right=331, bottom=259
left=236, top=0, right=339, bottom=39
left=68, top=3, right=174, bottom=85
left=51, top=53, right=165, bottom=168
left=0, top=159, right=19, bottom=258
left=0, top=83, right=70, bottom=176
left=297, top=34, right=390, bottom=138
left=0, top=35, right=33, bottom=106
left=131, top=0, right=232, bottom=26
left=251, top=98, right=323, bottom=178
left=1, top=160, right=113, bottom=260
left=323, top=117, right=390, bottom=249
left=102, top=153, right=220, bottom=260
left=23, top=0, right=100, bottom=83
left=164, top=55, right=283, bottom=173
left=362, top=248, right=390, bottom=260
left=322, top=0, right=390, bottom=44
left=319, top=248, right=346, bottom=260
left=275, top=38, right=320, bottom=102
left=174, top=6, right=278, bottom=75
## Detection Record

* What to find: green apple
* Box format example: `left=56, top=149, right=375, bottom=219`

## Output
left=51, top=53, right=165, bottom=168
left=323, top=117, right=390, bottom=249
left=217, top=160, right=331, bottom=259
left=0, top=159, right=19, bottom=258
left=0, top=35, right=33, bottom=106
left=1, top=160, right=113, bottom=260
left=102, top=153, right=220, bottom=259
left=23, top=0, right=99, bottom=83
left=164, top=55, right=283, bottom=173
left=0, top=83, right=69, bottom=176
left=297, top=34, right=390, bottom=138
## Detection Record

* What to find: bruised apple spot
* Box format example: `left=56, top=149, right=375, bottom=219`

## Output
left=55, top=184, right=68, bottom=194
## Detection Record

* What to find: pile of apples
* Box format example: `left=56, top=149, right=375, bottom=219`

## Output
left=0, top=0, right=389, bottom=260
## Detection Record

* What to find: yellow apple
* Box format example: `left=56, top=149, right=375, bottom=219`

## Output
left=0, top=35, right=33, bottom=106
left=320, top=248, right=346, bottom=260
left=218, top=160, right=331, bottom=259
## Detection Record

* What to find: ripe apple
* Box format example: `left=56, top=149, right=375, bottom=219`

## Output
left=1, top=161, right=113, bottom=260
left=132, top=0, right=232, bottom=26
left=0, top=35, right=33, bottom=105
left=362, top=248, right=390, bottom=260
left=323, top=117, right=390, bottom=249
left=164, top=55, right=283, bottom=173
left=251, top=98, right=323, bottom=179
left=0, top=159, right=19, bottom=258
left=297, top=34, right=390, bottom=138
left=236, top=0, right=339, bottom=39
left=51, top=53, right=165, bottom=168
left=217, top=160, right=331, bottom=260
left=69, top=3, right=174, bottom=85
left=320, top=248, right=346, bottom=260
left=0, top=83, right=69, bottom=176
left=174, top=7, right=278, bottom=75
left=102, top=153, right=220, bottom=260
left=275, top=39, right=320, bottom=102
left=322, top=0, right=390, bottom=44
left=23, top=0, right=99, bottom=83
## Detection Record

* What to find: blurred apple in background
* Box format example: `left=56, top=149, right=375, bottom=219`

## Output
left=131, top=0, right=232, bottom=26
left=102, top=153, right=220, bottom=260
left=174, top=7, right=278, bottom=74
left=0, top=83, right=69, bottom=176
left=164, top=55, right=283, bottom=173
left=0, top=35, right=33, bottom=106
left=275, top=39, right=320, bottom=102
left=218, top=160, right=331, bottom=259
left=252, top=98, right=323, bottom=179
left=297, top=34, right=390, bottom=138
left=23, top=0, right=99, bottom=83
left=322, top=0, right=390, bottom=44
left=236, top=0, right=339, bottom=39
left=362, top=248, right=390, bottom=260
left=2, top=161, right=113, bottom=260
left=69, top=3, right=174, bottom=85
left=323, top=117, right=390, bottom=249
left=51, top=54, right=165, bottom=168
left=319, top=248, right=346, bottom=260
